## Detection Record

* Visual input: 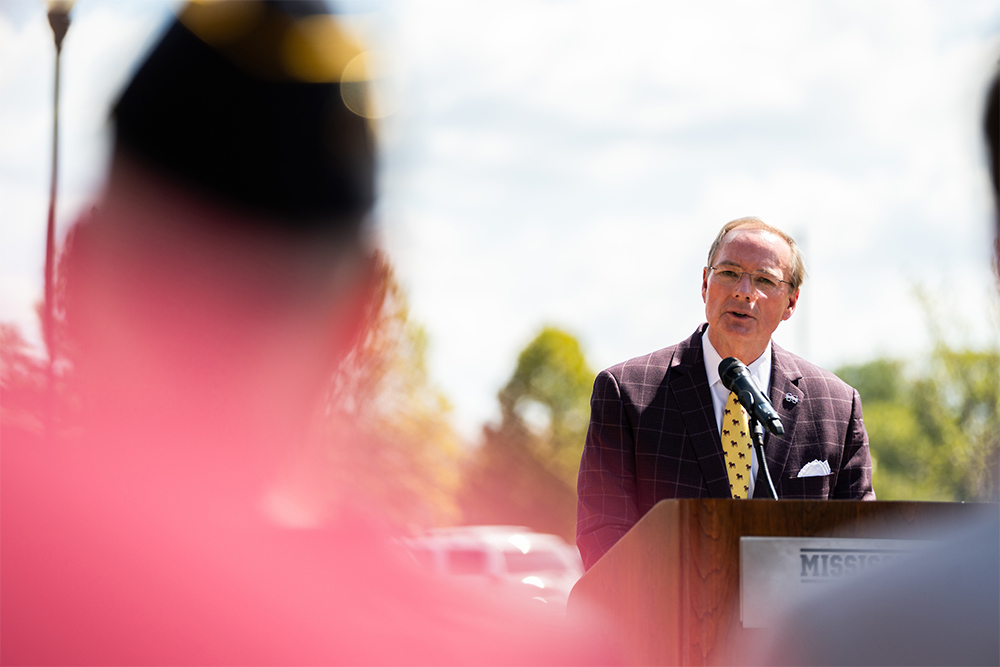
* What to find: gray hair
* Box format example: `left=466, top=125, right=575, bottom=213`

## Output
left=706, top=216, right=807, bottom=290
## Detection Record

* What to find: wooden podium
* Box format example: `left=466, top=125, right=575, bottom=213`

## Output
left=567, top=499, right=981, bottom=666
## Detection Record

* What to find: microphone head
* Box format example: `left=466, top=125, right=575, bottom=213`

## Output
left=718, top=357, right=749, bottom=392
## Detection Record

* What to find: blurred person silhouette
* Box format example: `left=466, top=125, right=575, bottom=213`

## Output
left=0, top=2, right=619, bottom=664
left=576, top=216, right=875, bottom=570
left=752, top=63, right=1000, bottom=667
left=990, top=61, right=1000, bottom=278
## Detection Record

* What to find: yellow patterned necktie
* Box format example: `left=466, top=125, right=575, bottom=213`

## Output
left=722, top=391, right=754, bottom=499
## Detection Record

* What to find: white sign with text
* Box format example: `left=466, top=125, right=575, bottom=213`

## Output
left=740, top=536, right=930, bottom=628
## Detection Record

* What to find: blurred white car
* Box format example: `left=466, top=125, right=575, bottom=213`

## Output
left=402, top=525, right=584, bottom=609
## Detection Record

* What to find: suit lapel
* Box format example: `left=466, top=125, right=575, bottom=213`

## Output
left=753, top=342, right=804, bottom=496
left=669, top=327, right=734, bottom=498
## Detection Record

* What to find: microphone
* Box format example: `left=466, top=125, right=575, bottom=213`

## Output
left=718, top=357, right=785, bottom=436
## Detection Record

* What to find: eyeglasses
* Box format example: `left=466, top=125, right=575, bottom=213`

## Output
left=707, top=265, right=793, bottom=296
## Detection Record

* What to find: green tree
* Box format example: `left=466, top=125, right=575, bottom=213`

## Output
left=499, top=327, right=595, bottom=482
left=459, top=326, right=595, bottom=542
left=835, top=344, right=999, bottom=502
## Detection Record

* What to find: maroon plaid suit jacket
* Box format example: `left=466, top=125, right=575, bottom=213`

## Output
left=576, top=324, right=875, bottom=569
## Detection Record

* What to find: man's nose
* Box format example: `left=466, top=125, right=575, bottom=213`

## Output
left=733, top=272, right=754, bottom=298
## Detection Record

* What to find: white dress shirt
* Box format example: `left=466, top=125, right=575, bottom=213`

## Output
left=701, top=329, right=772, bottom=499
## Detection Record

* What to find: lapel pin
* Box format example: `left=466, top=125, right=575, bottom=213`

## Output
left=783, top=393, right=799, bottom=405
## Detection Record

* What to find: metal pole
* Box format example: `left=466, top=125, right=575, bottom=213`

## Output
left=44, top=4, right=71, bottom=439
left=750, top=416, right=779, bottom=499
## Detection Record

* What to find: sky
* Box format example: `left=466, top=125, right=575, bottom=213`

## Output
left=2, top=0, right=999, bottom=440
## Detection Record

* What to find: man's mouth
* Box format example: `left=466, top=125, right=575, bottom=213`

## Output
left=728, top=311, right=753, bottom=319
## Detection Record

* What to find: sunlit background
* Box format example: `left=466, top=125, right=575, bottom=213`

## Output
left=3, top=0, right=999, bottom=445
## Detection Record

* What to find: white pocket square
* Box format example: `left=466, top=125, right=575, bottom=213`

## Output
left=797, top=459, right=831, bottom=477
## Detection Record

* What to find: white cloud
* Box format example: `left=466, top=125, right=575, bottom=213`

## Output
left=2, top=0, right=998, bottom=440
left=378, top=0, right=1000, bottom=437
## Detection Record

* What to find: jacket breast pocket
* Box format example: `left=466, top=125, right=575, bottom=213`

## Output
left=780, top=473, right=833, bottom=499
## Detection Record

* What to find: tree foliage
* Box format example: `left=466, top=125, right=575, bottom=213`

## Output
left=460, top=326, right=595, bottom=542
left=499, top=326, right=595, bottom=482
left=0, top=324, right=48, bottom=437
left=320, top=251, right=464, bottom=529
left=835, top=343, right=1000, bottom=502
left=1, top=221, right=81, bottom=442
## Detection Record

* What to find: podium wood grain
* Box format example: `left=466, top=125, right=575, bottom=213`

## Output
left=568, top=499, right=982, bottom=666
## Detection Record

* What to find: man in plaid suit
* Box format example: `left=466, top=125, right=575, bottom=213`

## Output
left=576, top=217, right=875, bottom=570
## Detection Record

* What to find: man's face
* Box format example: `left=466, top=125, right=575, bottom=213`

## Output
left=701, top=228, right=799, bottom=363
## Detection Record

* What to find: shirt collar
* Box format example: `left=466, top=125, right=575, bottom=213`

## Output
left=702, top=328, right=772, bottom=394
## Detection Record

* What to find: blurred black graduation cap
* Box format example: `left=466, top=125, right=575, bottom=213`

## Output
left=112, top=0, right=375, bottom=231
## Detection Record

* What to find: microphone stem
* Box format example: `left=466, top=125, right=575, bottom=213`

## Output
left=750, top=416, right=779, bottom=499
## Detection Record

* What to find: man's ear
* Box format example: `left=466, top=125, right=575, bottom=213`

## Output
left=701, top=266, right=709, bottom=303
left=782, top=288, right=800, bottom=321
